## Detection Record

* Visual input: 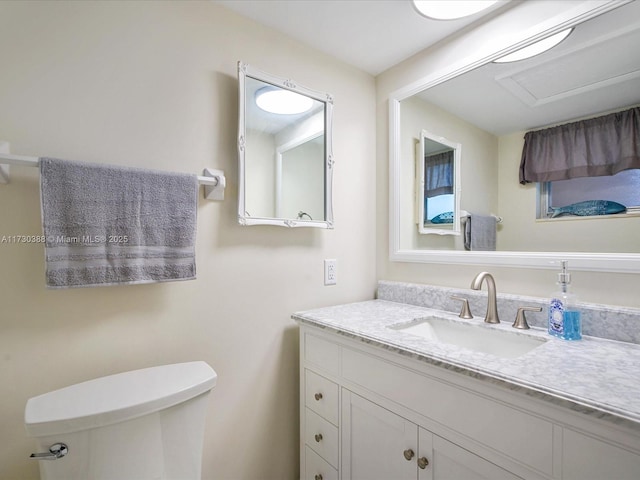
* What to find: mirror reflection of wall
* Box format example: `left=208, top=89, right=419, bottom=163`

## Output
left=278, top=134, right=324, bottom=220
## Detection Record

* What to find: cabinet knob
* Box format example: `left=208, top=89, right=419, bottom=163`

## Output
left=314, top=475, right=323, bottom=480
left=418, top=456, right=430, bottom=469
left=314, top=392, right=323, bottom=401
left=315, top=433, right=323, bottom=443
left=403, top=448, right=415, bottom=461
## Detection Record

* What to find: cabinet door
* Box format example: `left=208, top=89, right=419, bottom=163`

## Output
left=420, top=428, right=521, bottom=480
left=563, top=428, right=640, bottom=480
left=342, top=390, right=417, bottom=480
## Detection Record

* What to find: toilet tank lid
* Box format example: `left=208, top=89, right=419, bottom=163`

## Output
left=24, top=361, right=217, bottom=437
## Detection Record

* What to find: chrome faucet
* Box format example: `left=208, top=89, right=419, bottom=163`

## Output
left=470, top=272, right=500, bottom=324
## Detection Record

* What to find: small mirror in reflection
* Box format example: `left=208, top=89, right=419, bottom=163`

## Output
left=416, top=130, right=461, bottom=236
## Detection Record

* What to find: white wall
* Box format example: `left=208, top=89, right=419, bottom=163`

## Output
left=376, top=0, right=640, bottom=307
left=0, top=2, right=376, bottom=478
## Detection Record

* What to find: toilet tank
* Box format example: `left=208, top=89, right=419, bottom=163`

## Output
left=25, top=361, right=217, bottom=480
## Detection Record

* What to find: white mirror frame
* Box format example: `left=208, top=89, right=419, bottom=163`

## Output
left=416, top=129, right=461, bottom=236
left=238, top=61, right=334, bottom=228
left=389, top=1, right=640, bottom=273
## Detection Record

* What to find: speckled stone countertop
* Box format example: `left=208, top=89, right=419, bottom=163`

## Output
left=293, top=299, right=640, bottom=430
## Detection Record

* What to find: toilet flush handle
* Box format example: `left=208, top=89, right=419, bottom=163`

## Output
left=29, top=443, right=68, bottom=460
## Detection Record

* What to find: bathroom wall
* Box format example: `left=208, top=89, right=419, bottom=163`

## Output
left=0, top=2, right=376, bottom=479
left=376, top=0, right=640, bottom=308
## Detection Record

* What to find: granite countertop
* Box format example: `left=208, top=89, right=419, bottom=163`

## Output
left=293, top=299, right=640, bottom=429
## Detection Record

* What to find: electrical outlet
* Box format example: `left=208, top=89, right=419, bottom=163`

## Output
left=324, top=259, right=337, bottom=285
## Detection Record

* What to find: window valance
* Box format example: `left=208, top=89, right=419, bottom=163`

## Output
left=519, top=106, right=640, bottom=184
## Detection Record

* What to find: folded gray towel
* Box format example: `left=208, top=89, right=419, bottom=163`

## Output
left=39, top=158, right=198, bottom=288
left=464, top=214, right=496, bottom=251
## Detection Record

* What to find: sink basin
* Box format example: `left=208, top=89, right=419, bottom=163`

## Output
left=389, top=315, right=547, bottom=359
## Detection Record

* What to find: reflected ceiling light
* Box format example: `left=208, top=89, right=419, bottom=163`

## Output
left=255, top=86, right=313, bottom=115
left=413, top=0, right=498, bottom=20
left=494, top=28, right=573, bottom=63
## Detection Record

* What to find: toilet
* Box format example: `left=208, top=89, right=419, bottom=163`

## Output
left=24, top=361, right=217, bottom=480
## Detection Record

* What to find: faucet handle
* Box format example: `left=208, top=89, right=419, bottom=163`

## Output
left=513, top=306, right=542, bottom=329
left=451, top=296, right=473, bottom=319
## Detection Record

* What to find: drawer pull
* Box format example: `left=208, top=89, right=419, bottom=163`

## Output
left=314, top=392, right=323, bottom=401
left=403, top=448, right=415, bottom=461
left=315, top=475, right=323, bottom=480
left=315, top=433, right=323, bottom=443
left=418, top=456, right=429, bottom=469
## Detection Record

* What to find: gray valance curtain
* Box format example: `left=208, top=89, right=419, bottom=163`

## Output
left=519, top=106, right=640, bottom=184
left=425, top=150, right=454, bottom=198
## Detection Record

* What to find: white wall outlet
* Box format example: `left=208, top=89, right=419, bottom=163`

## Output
left=324, top=259, right=337, bottom=286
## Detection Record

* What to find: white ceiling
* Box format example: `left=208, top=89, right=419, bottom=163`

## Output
left=215, top=0, right=640, bottom=136
left=417, top=1, right=640, bottom=135
left=214, top=0, right=512, bottom=75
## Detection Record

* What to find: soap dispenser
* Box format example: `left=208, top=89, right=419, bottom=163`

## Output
left=548, top=260, right=582, bottom=340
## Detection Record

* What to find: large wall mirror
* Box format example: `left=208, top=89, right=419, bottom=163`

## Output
left=390, top=1, right=640, bottom=272
left=238, top=62, right=334, bottom=228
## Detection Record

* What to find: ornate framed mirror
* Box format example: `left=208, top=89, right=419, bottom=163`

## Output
left=238, top=61, right=334, bottom=228
left=415, top=130, right=461, bottom=236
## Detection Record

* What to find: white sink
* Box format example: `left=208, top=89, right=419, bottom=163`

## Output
left=389, top=315, right=547, bottom=359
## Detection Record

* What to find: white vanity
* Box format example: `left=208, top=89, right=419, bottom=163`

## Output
left=294, top=286, right=640, bottom=480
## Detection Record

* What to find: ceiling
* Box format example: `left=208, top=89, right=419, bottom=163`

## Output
left=214, top=0, right=512, bottom=76
left=216, top=0, right=640, bottom=136
left=417, top=0, right=640, bottom=135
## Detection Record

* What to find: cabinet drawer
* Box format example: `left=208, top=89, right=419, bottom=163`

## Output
left=304, top=446, right=338, bottom=480
left=305, top=408, right=339, bottom=468
left=305, top=369, right=339, bottom=425
left=304, top=333, right=340, bottom=376
left=342, top=347, right=553, bottom=476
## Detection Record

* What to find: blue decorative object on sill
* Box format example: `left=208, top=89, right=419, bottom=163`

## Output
left=550, top=200, right=626, bottom=218
left=430, top=211, right=454, bottom=224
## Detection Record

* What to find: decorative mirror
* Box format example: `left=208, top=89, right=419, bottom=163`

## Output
left=416, top=130, right=461, bottom=236
left=237, top=61, right=334, bottom=228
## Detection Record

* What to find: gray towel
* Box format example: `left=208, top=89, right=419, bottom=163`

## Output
left=39, top=158, right=198, bottom=288
left=464, top=214, right=496, bottom=251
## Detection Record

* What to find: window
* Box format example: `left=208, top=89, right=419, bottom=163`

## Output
left=538, top=169, right=640, bottom=219
left=425, top=193, right=454, bottom=223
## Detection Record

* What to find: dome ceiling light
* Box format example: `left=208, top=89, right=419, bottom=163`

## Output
left=255, top=86, right=314, bottom=115
left=412, top=0, right=498, bottom=20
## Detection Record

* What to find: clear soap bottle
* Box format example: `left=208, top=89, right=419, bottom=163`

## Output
left=548, top=260, right=582, bottom=340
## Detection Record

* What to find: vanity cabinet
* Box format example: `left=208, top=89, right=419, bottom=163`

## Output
left=299, top=324, right=640, bottom=480
left=342, top=390, right=518, bottom=480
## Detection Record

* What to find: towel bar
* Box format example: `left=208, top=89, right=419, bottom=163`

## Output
left=459, top=209, right=503, bottom=224
left=0, top=142, right=225, bottom=201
